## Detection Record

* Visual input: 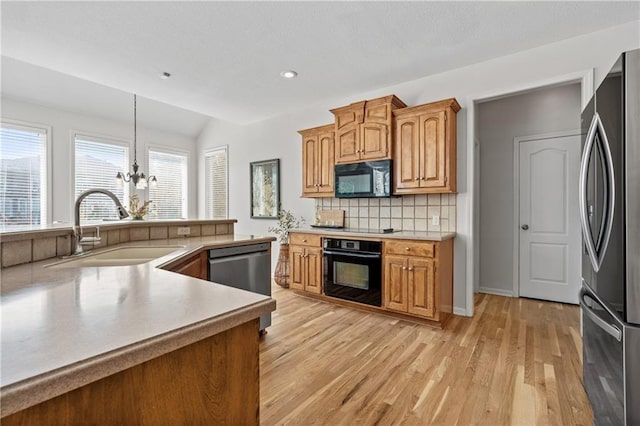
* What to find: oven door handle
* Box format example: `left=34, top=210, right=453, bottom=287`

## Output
left=322, top=250, right=381, bottom=259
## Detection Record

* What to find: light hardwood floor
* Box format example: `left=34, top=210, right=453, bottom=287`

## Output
left=260, top=285, right=593, bottom=425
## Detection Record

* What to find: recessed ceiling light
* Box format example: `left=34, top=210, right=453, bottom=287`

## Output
left=280, top=70, right=298, bottom=79
left=159, top=72, right=171, bottom=79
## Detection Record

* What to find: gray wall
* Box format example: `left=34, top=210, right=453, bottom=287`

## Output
left=477, top=83, right=581, bottom=295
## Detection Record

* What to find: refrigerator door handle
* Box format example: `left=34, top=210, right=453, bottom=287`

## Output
left=579, top=112, right=616, bottom=272
left=580, top=282, right=623, bottom=342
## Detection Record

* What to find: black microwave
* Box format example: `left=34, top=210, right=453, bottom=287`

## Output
left=334, top=160, right=392, bottom=198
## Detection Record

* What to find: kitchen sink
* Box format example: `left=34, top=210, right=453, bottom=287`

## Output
left=47, top=246, right=184, bottom=268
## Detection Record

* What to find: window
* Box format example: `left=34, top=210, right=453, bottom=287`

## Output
left=0, top=122, right=48, bottom=227
left=148, top=148, right=188, bottom=219
left=205, top=147, right=228, bottom=219
left=75, top=134, right=129, bottom=222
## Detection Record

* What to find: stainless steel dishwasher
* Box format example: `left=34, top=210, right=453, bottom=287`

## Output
left=208, top=242, right=271, bottom=331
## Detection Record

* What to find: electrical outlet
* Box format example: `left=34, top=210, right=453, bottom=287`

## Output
left=177, top=227, right=191, bottom=236
left=432, top=215, right=440, bottom=226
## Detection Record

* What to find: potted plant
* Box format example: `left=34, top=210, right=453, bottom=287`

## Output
left=128, top=194, right=153, bottom=220
left=268, top=209, right=304, bottom=288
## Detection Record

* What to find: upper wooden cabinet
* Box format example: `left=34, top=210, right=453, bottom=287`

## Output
left=393, top=98, right=461, bottom=194
left=298, top=124, right=335, bottom=198
left=330, top=95, right=407, bottom=164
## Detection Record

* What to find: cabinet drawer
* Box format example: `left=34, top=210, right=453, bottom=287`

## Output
left=385, top=240, right=435, bottom=258
left=289, top=233, right=322, bottom=247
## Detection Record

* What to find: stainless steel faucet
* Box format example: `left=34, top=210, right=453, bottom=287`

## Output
left=73, top=188, right=129, bottom=255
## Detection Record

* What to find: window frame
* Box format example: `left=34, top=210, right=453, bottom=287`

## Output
left=147, top=144, right=190, bottom=220
left=0, top=118, right=52, bottom=226
left=204, top=145, right=229, bottom=219
left=71, top=130, right=130, bottom=221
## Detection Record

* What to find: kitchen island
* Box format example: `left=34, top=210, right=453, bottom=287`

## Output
left=0, top=234, right=276, bottom=424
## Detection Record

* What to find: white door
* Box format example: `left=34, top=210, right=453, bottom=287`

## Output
left=518, top=134, right=581, bottom=304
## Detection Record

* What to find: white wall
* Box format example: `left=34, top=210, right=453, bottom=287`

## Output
left=477, top=83, right=581, bottom=296
left=2, top=97, right=198, bottom=223
left=198, top=20, right=640, bottom=315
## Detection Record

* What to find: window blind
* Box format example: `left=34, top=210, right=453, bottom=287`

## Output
left=0, top=124, right=47, bottom=227
left=205, top=147, right=228, bottom=219
left=148, top=149, right=188, bottom=219
left=75, top=135, right=129, bottom=222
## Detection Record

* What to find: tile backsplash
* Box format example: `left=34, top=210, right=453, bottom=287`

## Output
left=315, top=194, right=456, bottom=232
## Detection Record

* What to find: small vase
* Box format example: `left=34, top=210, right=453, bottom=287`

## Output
left=132, top=216, right=145, bottom=220
left=274, top=244, right=290, bottom=288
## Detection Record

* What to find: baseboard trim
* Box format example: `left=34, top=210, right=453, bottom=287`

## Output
left=453, top=307, right=468, bottom=317
left=479, top=287, right=514, bottom=298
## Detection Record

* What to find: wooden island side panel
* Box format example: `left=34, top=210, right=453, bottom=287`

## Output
left=3, top=320, right=260, bottom=426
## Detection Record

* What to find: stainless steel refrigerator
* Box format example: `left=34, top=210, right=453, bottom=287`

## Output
left=579, top=48, right=640, bottom=425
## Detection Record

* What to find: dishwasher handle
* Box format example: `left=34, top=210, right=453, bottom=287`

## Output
left=209, top=250, right=268, bottom=264
left=209, top=242, right=270, bottom=259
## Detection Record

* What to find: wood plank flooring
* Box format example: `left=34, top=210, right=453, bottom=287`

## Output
left=260, top=285, right=593, bottom=425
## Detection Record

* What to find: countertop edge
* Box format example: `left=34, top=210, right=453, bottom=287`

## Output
left=0, top=298, right=276, bottom=418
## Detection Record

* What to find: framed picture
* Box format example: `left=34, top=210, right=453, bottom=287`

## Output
left=250, top=158, right=280, bottom=219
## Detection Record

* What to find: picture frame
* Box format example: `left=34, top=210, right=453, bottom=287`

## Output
left=250, top=158, right=280, bottom=219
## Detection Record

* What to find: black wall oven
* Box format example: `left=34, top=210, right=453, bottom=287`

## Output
left=323, top=238, right=382, bottom=307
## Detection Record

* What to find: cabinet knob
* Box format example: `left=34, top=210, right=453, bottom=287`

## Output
left=408, top=267, right=413, bottom=271
left=405, top=247, right=411, bottom=251
left=415, top=177, right=420, bottom=181
left=303, top=239, right=307, bottom=242
left=403, top=266, right=407, bottom=270
left=421, top=177, right=425, bottom=180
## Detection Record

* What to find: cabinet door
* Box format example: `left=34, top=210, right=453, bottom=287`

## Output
left=384, top=255, right=408, bottom=312
left=290, top=245, right=305, bottom=291
left=304, top=247, right=323, bottom=294
left=419, top=111, right=447, bottom=189
left=360, top=122, right=389, bottom=160
left=335, top=124, right=360, bottom=164
left=408, top=258, right=435, bottom=318
left=395, top=116, right=420, bottom=190
left=317, top=131, right=335, bottom=194
left=364, top=103, right=390, bottom=125
left=302, top=134, right=319, bottom=195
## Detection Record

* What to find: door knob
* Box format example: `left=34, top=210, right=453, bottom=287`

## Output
left=521, top=224, right=529, bottom=230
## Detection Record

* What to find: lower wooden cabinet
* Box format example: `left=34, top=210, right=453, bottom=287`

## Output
left=288, top=231, right=454, bottom=327
left=170, top=252, right=208, bottom=280
left=289, top=232, right=323, bottom=294
left=383, top=239, right=452, bottom=323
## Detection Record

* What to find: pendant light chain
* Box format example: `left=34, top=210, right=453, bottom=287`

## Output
left=133, top=93, right=137, bottom=165
left=115, top=93, right=157, bottom=188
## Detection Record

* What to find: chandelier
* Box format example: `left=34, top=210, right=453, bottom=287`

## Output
left=116, top=94, right=157, bottom=189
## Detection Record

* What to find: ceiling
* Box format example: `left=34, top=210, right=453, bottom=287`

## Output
left=2, top=1, right=639, bottom=130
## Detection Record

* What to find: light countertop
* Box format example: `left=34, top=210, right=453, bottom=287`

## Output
left=0, top=234, right=276, bottom=416
left=294, top=227, right=456, bottom=241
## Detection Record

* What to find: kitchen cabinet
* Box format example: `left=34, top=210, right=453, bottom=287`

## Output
left=170, top=251, right=208, bottom=279
left=393, top=98, right=460, bottom=194
left=383, top=239, right=453, bottom=323
left=331, top=95, right=407, bottom=164
left=289, top=233, right=323, bottom=294
left=298, top=124, right=335, bottom=198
